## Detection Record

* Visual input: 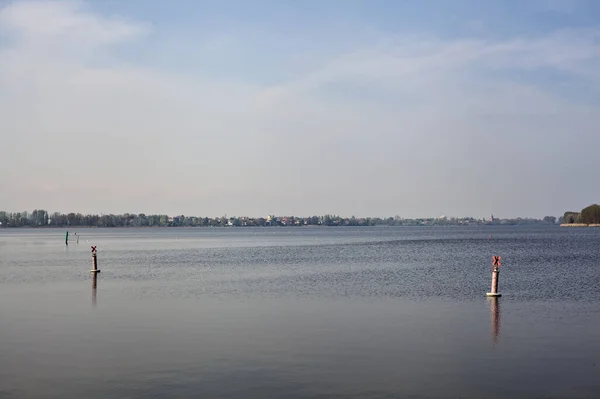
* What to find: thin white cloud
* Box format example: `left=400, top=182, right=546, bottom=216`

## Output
left=263, top=27, right=600, bottom=100
left=0, top=0, right=148, bottom=44
left=538, top=0, right=582, bottom=14
left=0, top=0, right=598, bottom=217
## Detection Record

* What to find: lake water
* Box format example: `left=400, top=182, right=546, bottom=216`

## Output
left=0, top=226, right=599, bottom=398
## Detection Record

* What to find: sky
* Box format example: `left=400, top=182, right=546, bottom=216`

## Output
left=1, top=0, right=599, bottom=218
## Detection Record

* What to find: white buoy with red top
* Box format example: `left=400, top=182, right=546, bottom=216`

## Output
left=486, top=255, right=501, bottom=297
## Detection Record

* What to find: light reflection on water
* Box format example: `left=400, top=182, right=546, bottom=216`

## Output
left=0, top=226, right=599, bottom=398
left=92, top=272, right=98, bottom=307
left=490, top=297, right=501, bottom=345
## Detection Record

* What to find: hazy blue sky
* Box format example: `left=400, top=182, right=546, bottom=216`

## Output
left=1, top=0, right=599, bottom=218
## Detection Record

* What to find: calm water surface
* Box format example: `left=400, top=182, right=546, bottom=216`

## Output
left=0, top=226, right=599, bottom=398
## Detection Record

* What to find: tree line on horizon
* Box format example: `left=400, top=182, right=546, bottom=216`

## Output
left=563, top=203, right=600, bottom=224
left=0, top=209, right=560, bottom=228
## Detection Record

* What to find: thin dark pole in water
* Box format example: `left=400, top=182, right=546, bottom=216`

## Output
left=65, top=231, right=69, bottom=245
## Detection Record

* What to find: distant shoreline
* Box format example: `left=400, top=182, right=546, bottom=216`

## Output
left=0, top=224, right=561, bottom=229
left=560, top=223, right=600, bottom=227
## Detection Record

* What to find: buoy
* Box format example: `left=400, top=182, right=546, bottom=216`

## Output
left=486, top=256, right=501, bottom=297
left=90, top=246, right=101, bottom=274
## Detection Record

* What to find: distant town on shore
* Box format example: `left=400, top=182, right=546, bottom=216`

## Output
left=0, top=209, right=570, bottom=228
